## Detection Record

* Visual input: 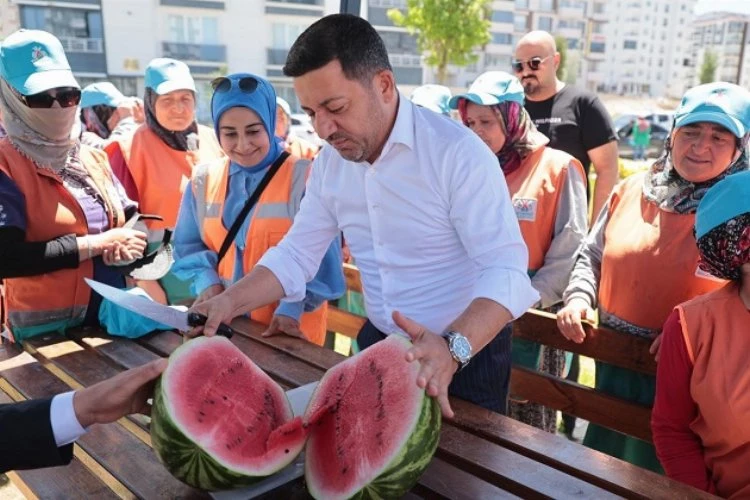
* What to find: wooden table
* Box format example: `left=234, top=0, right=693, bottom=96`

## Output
left=0, top=320, right=715, bottom=499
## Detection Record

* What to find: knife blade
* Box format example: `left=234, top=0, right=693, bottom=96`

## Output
left=85, top=278, right=235, bottom=338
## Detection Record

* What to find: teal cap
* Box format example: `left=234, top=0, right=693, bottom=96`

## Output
left=410, top=84, right=452, bottom=115
left=695, top=170, right=750, bottom=239
left=80, top=82, right=126, bottom=109
left=144, top=58, right=196, bottom=95
left=674, top=82, right=750, bottom=138
left=0, top=29, right=79, bottom=95
left=449, top=71, right=525, bottom=109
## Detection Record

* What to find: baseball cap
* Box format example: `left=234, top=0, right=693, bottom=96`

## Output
left=80, top=82, right=126, bottom=109
left=449, top=71, right=525, bottom=109
left=144, top=58, right=196, bottom=95
left=276, top=96, right=292, bottom=117
left=410, top=84, right=452, bottom=115
left=673, top=82, right=750, bottom=139
left=695, top=170, right=750, bottom=240
left=0, top=29, right=79, bottom=95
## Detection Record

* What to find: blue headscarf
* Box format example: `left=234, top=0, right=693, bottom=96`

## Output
left=211, top=73, right=282, bottom=169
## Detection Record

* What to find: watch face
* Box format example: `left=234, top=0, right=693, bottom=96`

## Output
left=450, top=335, right=472, bottom=363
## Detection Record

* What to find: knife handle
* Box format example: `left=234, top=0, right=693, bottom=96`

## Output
left=187, top=312, right=235, bottom=339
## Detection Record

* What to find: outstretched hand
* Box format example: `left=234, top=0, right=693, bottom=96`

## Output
left=262, top=315, right=305, bottom=339
left=393, top=311, right=457, bottom=419
left=73, top=358, right=168, bottom=428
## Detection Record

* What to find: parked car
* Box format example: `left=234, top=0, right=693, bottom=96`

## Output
left=290, top=113, right=324, bottom=147
left=616, top=121, right=669, bottom=159
left=613, top=111, right=674, bottom=132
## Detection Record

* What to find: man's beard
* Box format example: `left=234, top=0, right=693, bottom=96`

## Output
left=522, top=77, right=541, bottom=96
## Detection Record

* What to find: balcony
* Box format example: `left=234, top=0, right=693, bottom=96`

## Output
left=162, top=41, right=226, bottom=63
left=266, top=48, right=289, bottom=66
left=59, top=37, right=103, bottom=54
left=389, top=53, right=421, bottom=67
left=160, top=0, right=225, bottom=8
left=57, top=36, right=107, bottom=74
left=265, top=0, right=323, bottom=16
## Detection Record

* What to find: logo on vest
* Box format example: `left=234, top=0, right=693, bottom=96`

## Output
left=695, top=265, right=724, bottom=283
left=513, top=198, right=538, bottom=222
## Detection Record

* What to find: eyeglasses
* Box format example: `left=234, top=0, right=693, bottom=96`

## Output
left=511, top=55, right=553, bottom=73
left=19, top=87, right=81, bottom=109
left=211, top=76, right=259, bottom=94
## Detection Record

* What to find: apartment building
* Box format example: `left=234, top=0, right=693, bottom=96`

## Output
left=687, top=11, right=750, bottom=88
left=599, top=0, right=698, bottom=99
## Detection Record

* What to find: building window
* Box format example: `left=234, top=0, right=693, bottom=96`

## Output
left=485, top=53, right=512, bottom=69
left=514, top=14, right=527, bottom=32
left=590, top=41, right=606, bottom=53
left=538, top=16, right=553, bottom=31
left=271, top=23, right=305, bottom=49
left=167, top=15, right=219, bottom=44
left=492, top=10, right=513, bottom=23
left=624, top=40, right=637, bottom=49
left=21, top=6, right=103, bottom=42
left=567, top=38, right=579, bottom=50
left=593, top=2, right=606, bottom=14
left=539, top=0, right=554, bottom=12
left=515, top=0, right=529, bottom=9
left=492, top=33, right=513, bottom=45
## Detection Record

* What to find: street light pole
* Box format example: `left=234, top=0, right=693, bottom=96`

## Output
left=339, top=0, right=361, bottom=15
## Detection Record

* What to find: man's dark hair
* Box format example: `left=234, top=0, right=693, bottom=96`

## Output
left=283, top=14, right=392, bottom=83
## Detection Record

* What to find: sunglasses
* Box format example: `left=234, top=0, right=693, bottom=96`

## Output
left=211, top=76, right=259, bottom=94
left=19, top=87, right=81, bottom=109
left=511, top=55, right=553, bottom=73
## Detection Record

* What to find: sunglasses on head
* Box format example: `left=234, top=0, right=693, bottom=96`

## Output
left=511, top=55, right=552, bottom=73
left=19, top=87, right=81, bottom=109
left=211, top=76, right=259, bottom=94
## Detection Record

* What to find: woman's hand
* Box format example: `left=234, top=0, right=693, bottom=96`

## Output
left=94, top=228, right=147, bottom=262
left=556, top=297, right=595, bottom=344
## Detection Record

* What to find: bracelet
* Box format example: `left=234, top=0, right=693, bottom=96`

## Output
left=85, top=236, right=93, bottom=260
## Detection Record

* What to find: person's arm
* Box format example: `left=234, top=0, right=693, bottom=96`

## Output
left=530, top=161, right=589, bottom=308
left=172, top=183, right=221, bottom=299
left=588, top=141, right=619, bottom=222
left=105, top=141, right=139, bottom=203
left=652, top=310, right=716, bottom=493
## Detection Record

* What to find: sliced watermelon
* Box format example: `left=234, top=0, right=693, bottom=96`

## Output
left=150, top=336, right=307, bottom=491
left=303, top=334, right=441, bottom=499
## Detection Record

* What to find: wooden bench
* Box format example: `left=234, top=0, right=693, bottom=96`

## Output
left=330, top=264, right=656, bottom=443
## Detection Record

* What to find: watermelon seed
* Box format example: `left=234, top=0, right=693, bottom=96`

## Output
left=222, top=395, right=228, bottom=400
left=342, top=466, right=349, bottom=474
left=246, top=426, right=253, bottom=433
left=285, top=449, right=289, bottom=454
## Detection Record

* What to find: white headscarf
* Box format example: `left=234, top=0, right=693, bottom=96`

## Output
left=0, top=79, right=81, bottom=171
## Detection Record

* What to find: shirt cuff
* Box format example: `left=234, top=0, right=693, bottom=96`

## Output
left=474, top=269, right=540, bottom=319
left=275, top=301, right=305, bottom=321
left=192, top=268, right=222, bottom=296
left=51, top=391, right=87, bottom=447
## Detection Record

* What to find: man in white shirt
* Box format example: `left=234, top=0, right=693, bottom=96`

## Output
left=0, top=358, right=166, bottom=472
left=190, top=14, right=538, bottom=418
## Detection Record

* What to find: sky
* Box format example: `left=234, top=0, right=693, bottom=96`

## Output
left=694, top=0, right=750, bottom=15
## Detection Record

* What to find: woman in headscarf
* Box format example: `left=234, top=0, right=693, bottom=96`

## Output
left=106, top=58, right=224, bottom=305
left=274, top=96, right=319, bottom=161
left=652, top=170, right=750, bottom=497
left=0, top=29, right=165, bottom=342
left=173, top=73, right=344, bottom=346
left=79, top=81, right=143, bottom=150
left=557, top=82, right=750, bottom=471
left=450, top=71, right=589, bottom=432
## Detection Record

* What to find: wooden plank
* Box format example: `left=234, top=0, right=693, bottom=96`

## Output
left=419, top=457, right=519, bottom=499
left=510, top=365, right=652, bottom=442
left=343, top=263, right=363, bottom=293
left=0, top=388, right=121, bottom=500
left=513, top=309, right=657, bottom=375
left=449, top=398, right=717, bottom=500
left=437, top=425, right=619, bottom=499
left=0, top=343, right=207, bottom=499
left=326, top=307, right=366, bottom=339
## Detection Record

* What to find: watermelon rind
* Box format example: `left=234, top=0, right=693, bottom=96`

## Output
left=150, top=336, right=304, bottom=491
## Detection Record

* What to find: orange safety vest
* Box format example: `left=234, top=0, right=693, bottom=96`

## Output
left=505, top=146, right=585, bottom=272
left=285, top=136, right=319, bottom=161
left=0, top=140, right=125, bottom=341
left=677, top=283, right=750, bottom=499
left=599, top=174, right=724, bottom=329
left=191, top=155, right=328, bottom=345
left=107, top=124, right=223, bottom=229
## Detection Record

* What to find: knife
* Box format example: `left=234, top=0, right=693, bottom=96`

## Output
left=85, top=278, right=235, bottom=338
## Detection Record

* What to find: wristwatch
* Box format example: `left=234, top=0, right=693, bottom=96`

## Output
left=441, top=331, right=472, bottom=371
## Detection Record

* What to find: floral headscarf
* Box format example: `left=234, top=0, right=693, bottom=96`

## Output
left=458, top=99, right=548, bottom=175
left=697, top=213, right=750, bottom=281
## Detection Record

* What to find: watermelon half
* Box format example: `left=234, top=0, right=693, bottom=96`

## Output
left=303, top=334, right=441, bottom=499
left=150, top=336, right=307, bottom=491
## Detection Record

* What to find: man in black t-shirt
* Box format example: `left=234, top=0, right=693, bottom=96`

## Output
left=513, top=30, right=619, bottom=221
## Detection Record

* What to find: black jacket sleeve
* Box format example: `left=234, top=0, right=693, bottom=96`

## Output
left=0, top=398, right=74, bottom=472
left=0, top=227, right=79, bottom=279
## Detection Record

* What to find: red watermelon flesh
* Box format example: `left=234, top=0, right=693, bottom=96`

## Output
left=304, top=334, right=437, bottom=499
left=161, top=336, right=306, bottom=477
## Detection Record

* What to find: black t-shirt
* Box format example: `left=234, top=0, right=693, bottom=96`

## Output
left=524, top=85, right=616, bottom=177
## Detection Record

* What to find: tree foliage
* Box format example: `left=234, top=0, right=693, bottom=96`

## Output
left=554, top=35, right=568, bottom=81
left=699, top=49, right=718, bottom=84
left=388, top=0, right=492, bottom=84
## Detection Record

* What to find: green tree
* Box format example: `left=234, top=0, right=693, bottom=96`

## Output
left=699, top=49, right=718, bottom=84
left=554, top=35, right=568, bottom=81
left=388, top=0, right=492, bottom=85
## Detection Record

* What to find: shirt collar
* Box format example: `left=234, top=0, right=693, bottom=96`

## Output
left=378, top=93, right=415, bottom=159
left=229, top=159, right=267, bottom=176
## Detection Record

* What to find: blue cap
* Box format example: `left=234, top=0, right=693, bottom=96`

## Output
left=0, top=29, right=79, bottom=95
left=410, top=84, right=452, bottom=115
left=80, top=82, right=126, bottom=109
left=695, top=170, right=750, bottom=239
left=674, top=82, right=750, bottom=138
left=449, top=71, right=525, bottom=109
left=144, top=58, right=196, bottom=95
left=276, top=96, right=292, bottom=117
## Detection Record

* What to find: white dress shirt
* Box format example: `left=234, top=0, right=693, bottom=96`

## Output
left=50, top=391, right=87, bottom=447
left=259, top=96, right=538, bottom=335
